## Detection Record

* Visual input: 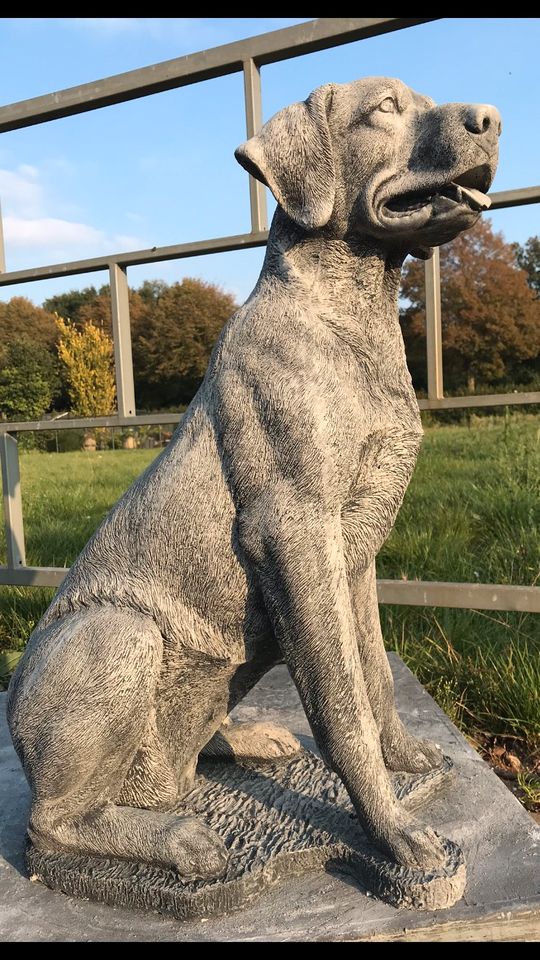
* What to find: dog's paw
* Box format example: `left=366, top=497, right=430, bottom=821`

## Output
left=390, top=824, right=448, bottom=871
left=377, top=815, right=449, bottom=871
left=201, top=721, right=301, bottom=763
left=381, top=728, right=443, bottom=774
left=165, top=817, right=228, bottom=879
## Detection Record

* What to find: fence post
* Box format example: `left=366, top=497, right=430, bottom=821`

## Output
left=0, top=433, right=26, bottom=568
left=243, top=59, right=268, bottom=233
left=424, top=248, right=444, bottom=400
left=110, top=263, right=136, bottom=418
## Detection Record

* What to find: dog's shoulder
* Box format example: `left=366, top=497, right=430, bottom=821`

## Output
left=209, top=297, right=363, bottom=498
left=216, top=293, right=341, bottom=386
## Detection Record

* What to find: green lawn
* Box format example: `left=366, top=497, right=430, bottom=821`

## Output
left=1, top=414, right=539, bottom=746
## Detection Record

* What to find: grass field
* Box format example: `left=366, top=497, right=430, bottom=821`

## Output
left=1, top=414, right=539, bottom=753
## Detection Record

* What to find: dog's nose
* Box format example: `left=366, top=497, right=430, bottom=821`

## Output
left=464, top=104, right=502, bottom=138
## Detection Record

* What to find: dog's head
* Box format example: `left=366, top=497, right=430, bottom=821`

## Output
left=235, top=77, right=500, bottom=257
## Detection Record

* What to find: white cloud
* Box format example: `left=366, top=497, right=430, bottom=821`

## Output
left=0, top=162, right=145, bottom=261
left=0, top=166, right=43, bottom=217
left=4, top=216, right=103, bottom=249
left=4, top=216, right=143, bottom=254
left=17, top=163, right=39, bottom=179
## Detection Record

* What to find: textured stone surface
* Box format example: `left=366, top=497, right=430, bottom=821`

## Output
left=1, top=657, right=539, bottom=941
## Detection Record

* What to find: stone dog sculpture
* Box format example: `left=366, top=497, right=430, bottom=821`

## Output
left=8, top=78, right=500, bottom=899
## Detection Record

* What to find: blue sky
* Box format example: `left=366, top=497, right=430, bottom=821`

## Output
left=0, top=17, right=539, bottom=306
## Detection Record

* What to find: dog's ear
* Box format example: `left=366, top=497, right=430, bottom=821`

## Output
left=235, top=85, right=335, bottom=231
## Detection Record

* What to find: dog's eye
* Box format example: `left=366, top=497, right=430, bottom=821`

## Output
left=377, top=97, right=397, bottom=114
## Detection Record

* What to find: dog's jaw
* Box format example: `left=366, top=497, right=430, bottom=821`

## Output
left=372, top=161, right=494, bottom=243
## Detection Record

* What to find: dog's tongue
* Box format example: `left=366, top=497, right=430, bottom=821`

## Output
left=458, top=184, right=491, bottom=211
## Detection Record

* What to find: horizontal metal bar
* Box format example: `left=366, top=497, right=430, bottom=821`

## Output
left=488, top=185, right=540, bottom=209
left=2, top=565, right=538, bottom=612
left=0, top=413, right=182, bottom=434
left=377, top=579, right=540, bottom=612
left=418, top=391, right=540, bottom=410
left=0, top=231, right=269, bottom=287
left=252, top=18, right=437, bottom=66
left=1, top=390, right=538, bottom=434
left=0, top=19, right=436, bottom=133
left=0, top=566, right=67, bottom=588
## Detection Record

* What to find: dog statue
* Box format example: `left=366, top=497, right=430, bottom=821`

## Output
left=8, top=77, right=500, bottom=885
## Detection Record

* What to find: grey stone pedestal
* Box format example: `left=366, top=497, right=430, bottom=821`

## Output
left=1, top=655, right=539, bottom=941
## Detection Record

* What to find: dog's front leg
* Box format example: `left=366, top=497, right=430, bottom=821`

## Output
left=352, top=562, right=443, bottom=773
left=240, top=490, right=447, bottom=871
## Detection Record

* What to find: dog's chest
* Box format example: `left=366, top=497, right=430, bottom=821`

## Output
left=339, top=421, right=422, bottom=572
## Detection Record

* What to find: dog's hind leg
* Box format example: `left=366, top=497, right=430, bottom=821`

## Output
left=202, top=718, right=300, bottom=762
left=200, top=651, right=301, bottom=762
left=352, top=562, right=443, bottom=774
left=7, top=605, right=227, bottom=879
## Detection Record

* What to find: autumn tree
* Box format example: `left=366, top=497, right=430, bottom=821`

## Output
left=44, top=284, right=147, bottom=335
left=134, top=278, right=236, bottom=407
left=39, top=278, right=235, bottom=409
left=515, top=236, right=540, bottom=298
left=0, top=297, right=58, bottom=351
left=55, top=317, right=116, bottom=417
left=400, top=219, right=540, bottom=392
left=0, top=340, right=60, bottom=421
left=76, top=285, right=150, bottom=341
left=137, top=280, right=168, bottom=306
left=7, top=276, right=236, bottom=413
left=43, top=286, right=100, bottom=324
left=0, top=298, right=61, bottom=423
left=71, top=286, right=153, bottom=406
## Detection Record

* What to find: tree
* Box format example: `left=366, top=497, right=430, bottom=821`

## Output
left=43, top=286, right=100, bottom=324
left=514, top=236, right=540, bottom=298
left=55, top=317, right=116, bottom=417
left=0, top=297, right=58, bottom=351
left=135, top=278, right=236, bottom=407
left=76, top=287, right=112, bottom=332
left=137, top=279, right=168, bottom=306
left=40, top=278, right=235, bottom=409
left=400, top=219, right=540, bottom=392
left=76, top=286, right=150, bottom=341
left=0, top=340, right=60, bottom=421
left=73, top=287, right=151, bottom=407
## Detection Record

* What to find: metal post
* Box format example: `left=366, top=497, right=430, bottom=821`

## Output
left=424, top=248, right=444, bottom=400
left=109, top=263, right=136, bottom=418
left=243, top=59, right=268, bottom=233
left=0, top=199, right=6, bottom=273
left=0, top=433, right=26, bottom=567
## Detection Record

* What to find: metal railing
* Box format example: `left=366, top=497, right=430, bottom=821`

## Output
left=0, top=17, right=539, bottom=614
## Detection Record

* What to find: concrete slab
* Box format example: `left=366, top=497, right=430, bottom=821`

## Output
left=1, top=655, right=539, bottom=941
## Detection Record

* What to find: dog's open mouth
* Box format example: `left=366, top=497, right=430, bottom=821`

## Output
left=382, top=164, right=492, bottom=218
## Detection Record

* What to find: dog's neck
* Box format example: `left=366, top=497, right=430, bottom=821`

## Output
left=262, top=210, right=405, bottom=324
